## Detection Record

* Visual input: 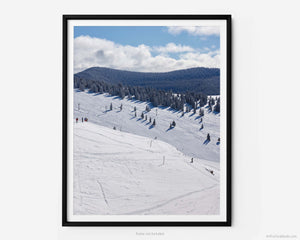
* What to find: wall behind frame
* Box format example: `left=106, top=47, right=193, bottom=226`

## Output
left=0, top=0, right=299, bottom=240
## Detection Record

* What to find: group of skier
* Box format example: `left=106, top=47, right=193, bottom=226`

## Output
left=75, top=117, right=88, bottom=123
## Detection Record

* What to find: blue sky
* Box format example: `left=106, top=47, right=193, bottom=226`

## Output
left=73, top=26, right=220, bottom=73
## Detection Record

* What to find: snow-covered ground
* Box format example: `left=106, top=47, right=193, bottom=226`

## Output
left=73, top=122, right=219, bottom=215
left=74, top=90, right=220, bottom=162
left=73, top=90, right=220, bottom=215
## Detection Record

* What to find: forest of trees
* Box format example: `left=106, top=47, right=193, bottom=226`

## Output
left=74, top=76, right=213, bottom=112
left=75, top=67, right=220, bottom=95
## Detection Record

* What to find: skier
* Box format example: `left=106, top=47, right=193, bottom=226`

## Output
left=76, top=118, right=78, bottom=123
left=190, top=158, right=193, bottom=163
left=81, top=117, right=83, bottom=122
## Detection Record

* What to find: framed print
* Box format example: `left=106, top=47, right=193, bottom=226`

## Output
left=62, top=14, right=231, bottom=226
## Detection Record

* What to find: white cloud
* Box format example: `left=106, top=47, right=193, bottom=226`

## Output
left=180, top=52, right=220, bottom=69
left=74, top=36, right=219, bottom=73
left=167, top=26, right=220, bottom=36
left=152, top=43, right=195, bottom=53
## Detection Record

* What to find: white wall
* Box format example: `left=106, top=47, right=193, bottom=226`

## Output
left=0, top=0, right=299, bottom=239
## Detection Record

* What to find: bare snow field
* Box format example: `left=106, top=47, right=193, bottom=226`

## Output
left=74, top=122, right=219, bottom=215
left=73, top=90, right=220, bottom=215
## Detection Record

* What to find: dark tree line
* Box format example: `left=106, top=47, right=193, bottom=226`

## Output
left=74, top=76, right=208, bottom=112
left=75, top=67, right=220, bottom=95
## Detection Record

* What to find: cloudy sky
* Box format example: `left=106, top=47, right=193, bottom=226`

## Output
left=74, top=26, right=220, bottom=73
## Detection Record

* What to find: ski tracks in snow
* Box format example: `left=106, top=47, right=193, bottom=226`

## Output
left=122, top=184, right=218, bottom=215
left=96, top=180, right=109, bottom=206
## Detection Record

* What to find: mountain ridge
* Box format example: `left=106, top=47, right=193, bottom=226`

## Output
left=75, top=67, right=220, bottom=95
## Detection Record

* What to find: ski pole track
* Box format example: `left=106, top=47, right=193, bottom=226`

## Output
left=96, top=180, right=109, bottom=206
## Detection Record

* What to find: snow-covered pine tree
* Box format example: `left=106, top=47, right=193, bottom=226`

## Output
left=214, top=98, right=220, bottom=112
left=90, top=83, right=98, bottom=93
left=199, top=108, right=204, bottom=117
left=110, top=103, right=113, bottom=110
left=193, top=102, right=197, bottom=114
left=79, top=83, right=85, bottom=91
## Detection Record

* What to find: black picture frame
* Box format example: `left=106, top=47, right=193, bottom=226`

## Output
left=62, top=14, right=232, bottom=227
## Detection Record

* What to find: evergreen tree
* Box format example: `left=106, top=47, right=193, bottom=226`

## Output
left=211, top=97, right=215, bottom=105
left=134, top=106, right=137, bottom=111
left=193, top=102, right=197, bottom=114
left=79, top=83, right=85, bottom=91
left=145, top=115, right=147, bottom=121
left=90, top=83, right=98, bottom=93
left=172, top=120, right=176, bottom=127
left=110, top=103, right=113, bottom=110
left=120, top=104, right=123, bottom=111
left=207, top=133, right=210, bottom=141
left=149, top=117, right=151, bottom=123
left=145, top=105, right=150, bottom=112
left=214, top=99, right=220, bottom=112
left=152, top=119, right=156, bottom=126
left=141, top=112, right=144, bottom=119
left=199, top=108, right=204, bottom=117
left=135, top=112, right=137, bottom=117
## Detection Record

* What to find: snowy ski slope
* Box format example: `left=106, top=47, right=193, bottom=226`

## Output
left=73, top=90, right=221, bottom=215
left=73, top=122, right=220, bottom=215
left=74, top=90, right=220, bottom=162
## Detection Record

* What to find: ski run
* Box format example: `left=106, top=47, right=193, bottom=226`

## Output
left=73, top=90, right=220, bottom=215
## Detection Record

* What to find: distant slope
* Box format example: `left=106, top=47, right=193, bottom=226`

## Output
left=75, top=67, right=220, bottom=95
